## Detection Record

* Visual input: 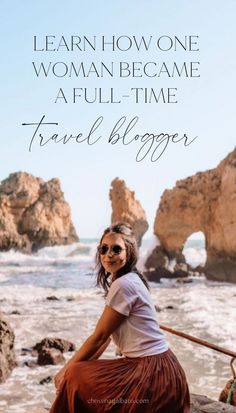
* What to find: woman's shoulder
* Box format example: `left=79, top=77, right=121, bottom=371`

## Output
left=112, top=272, right=141, bottom=290
left=107, top=273, right=139, bottom=302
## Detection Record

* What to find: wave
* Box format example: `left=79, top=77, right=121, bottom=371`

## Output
left=0, top=238, right=206, bottom=281
left=0, top=241, right=97, bottom=265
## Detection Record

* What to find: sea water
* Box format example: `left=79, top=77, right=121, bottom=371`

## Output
left=0, top=239, right=235, bottom=413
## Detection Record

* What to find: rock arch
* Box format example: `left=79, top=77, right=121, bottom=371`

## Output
left=148, top=148, right=236, bottom=282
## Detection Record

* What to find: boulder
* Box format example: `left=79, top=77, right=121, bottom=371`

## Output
left=176, top=277, right=193, bottom=284
left=37, top=348, right=65, bottom=366
left=46, top=296, right=60, bottom=301
left=109, top=178, right=148, bottom=246
left=145, top=245, right=169, bottom=269
left=191, top=393, right=236, bottom=412
left=0, top=172, right=78, bottom=252
left=33, top=337, right=75, bottom=355
left=146, top=148, right=236, bottom=283
left=24, top=360, right=37, bottom=368
left=39, top=375, right=53, bottom=385
left=174, top=263, right=189, bottom=278
left=144, top=267, right=174, bottom=283
left=144, top=245, right=188, bottom=282
left=0, top=314, right=17, bottom=383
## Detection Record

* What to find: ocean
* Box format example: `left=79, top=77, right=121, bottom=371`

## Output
left=0, top=238, right=235, bottom=412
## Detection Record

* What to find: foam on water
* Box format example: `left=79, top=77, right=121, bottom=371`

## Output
left=0, top=239, right=235, bottom=412
left=138, top=236, right=206, bottom=270
left=0, top=242, right=96, bottom=266
left=183, top=247, right=207, bottom=268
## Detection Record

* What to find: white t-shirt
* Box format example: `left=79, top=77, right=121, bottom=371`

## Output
left=105, top=272, right=168, bottom=357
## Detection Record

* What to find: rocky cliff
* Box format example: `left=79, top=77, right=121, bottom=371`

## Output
left=145, top=148, right=236, bottom=282
left=109, top=178, right=148, bottom=246
left=0, top=172, right=78, bottom=252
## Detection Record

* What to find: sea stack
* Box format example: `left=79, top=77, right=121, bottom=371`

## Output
left=109, top=178, right=148, bottom=246
left=0, top=172, right=78, bottom=252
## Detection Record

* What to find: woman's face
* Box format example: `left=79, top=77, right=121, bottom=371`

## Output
left=99, top=233, right=127, bottom=276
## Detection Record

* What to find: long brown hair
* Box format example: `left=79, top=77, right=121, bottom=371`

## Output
left=96, top=222, right=149, bottom=295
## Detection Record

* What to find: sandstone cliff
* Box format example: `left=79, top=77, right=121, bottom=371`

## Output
left=109, top=178, right=148, bottom=246
left=0, top=172, right=78, bottom=252
left=145, top=148, right=236, bottom=282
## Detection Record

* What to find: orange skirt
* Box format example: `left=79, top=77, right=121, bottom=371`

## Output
left=50, top=349, right=190, bottom=413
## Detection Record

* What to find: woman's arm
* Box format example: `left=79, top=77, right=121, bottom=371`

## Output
left=89, top=337, right=111, bottom=360
left=66, top=305, right=125, bottom=364
left=54, top=306, right=125, bottom=390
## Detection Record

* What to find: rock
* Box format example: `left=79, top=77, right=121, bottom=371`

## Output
left=46, top=296, right=60, bottom=301
left=144, top=267, right=176, bottom=283
left=0, top=314, right=17, bottom=383
left=191, top=393, right=236, bottom=412
left=33, top=337, right=75, bottom=354
left=21, top=347, right=33, bottom=355
left=0, top=172, right=78, bottom=252
left=191, top=265, right=206, bottom=274
left=37, top=348, right=65, bottom=366
left=145, top=245, right=169, bottom=269
left=144, top=244, right=187, bottom=282
left=0, top=196, right=30, bottom=251
left=148, top=148, right=236, bottom=283
left=174, top=263, right=189, bottom=278
left=24, top=360, right=37, bottom=368
left=109, top=178, right=148, bottom=246
left=10, top=310, right=21, bottom=315
left=39, top=375, right=53, bottom=385
left=176, top=277, right=193, bottom=284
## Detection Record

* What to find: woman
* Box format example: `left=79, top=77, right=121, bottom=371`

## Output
left=50, top=222, right=190, bottom=413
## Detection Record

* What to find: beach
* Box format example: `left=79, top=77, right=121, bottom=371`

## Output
left=0, top=239, right=235, bottom=413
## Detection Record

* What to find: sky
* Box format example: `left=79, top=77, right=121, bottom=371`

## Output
left=1, top=0, right=236, bottom=238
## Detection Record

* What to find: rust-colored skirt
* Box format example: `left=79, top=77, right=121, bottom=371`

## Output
left=50, top=349, right=190, bottom=413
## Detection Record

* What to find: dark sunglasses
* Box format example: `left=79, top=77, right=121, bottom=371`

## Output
left=98, top=244, right=125, bottom=255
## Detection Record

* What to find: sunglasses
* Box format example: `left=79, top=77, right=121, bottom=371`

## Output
left=98, top=244, right=125, bottom=255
